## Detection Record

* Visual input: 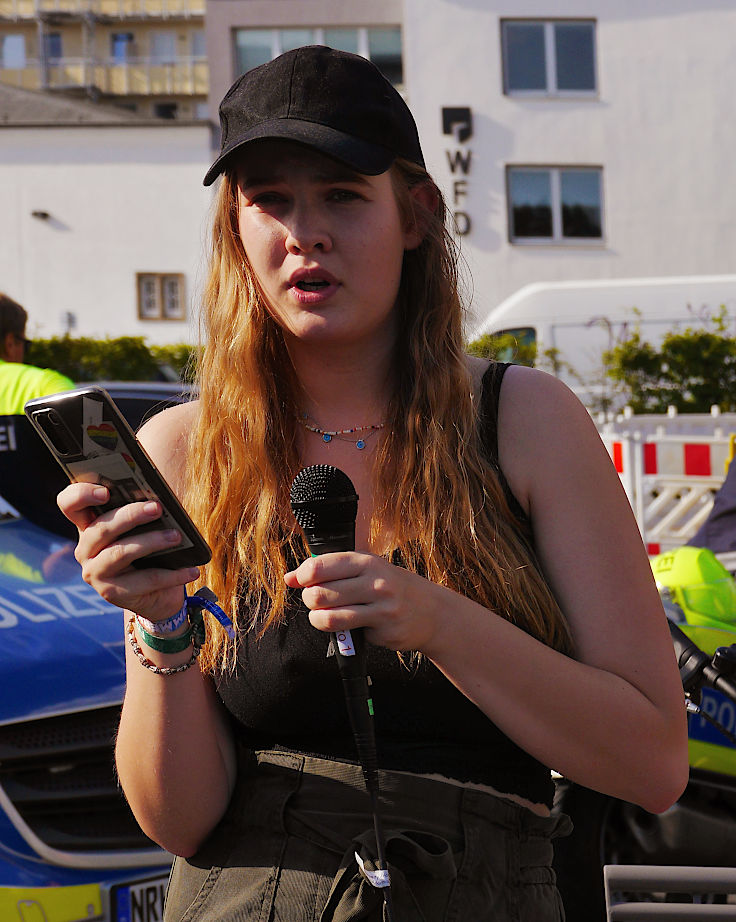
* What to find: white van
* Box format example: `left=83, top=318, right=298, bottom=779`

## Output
left=468, top=275, right=736, bottom=406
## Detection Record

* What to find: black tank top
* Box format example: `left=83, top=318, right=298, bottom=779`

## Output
left=215, top=363, right=554, bottom=807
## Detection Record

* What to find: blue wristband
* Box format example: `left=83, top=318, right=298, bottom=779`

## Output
left=135, top=588, right=235, bottom=641
left=136, top=599, right=188, bottom=636
left=187, top=588, right=236, bottom=639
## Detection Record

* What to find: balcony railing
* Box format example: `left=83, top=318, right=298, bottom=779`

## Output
left=0, top=0, right=205, bottom=20
left=97, top=55, right=209, bottom=94
left=0, top=55, right=208, bottom=95
left=0, top=63, right=39, bottom=90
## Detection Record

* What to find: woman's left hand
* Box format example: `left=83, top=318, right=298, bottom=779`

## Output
left=284, top=551, right=443, bottom=652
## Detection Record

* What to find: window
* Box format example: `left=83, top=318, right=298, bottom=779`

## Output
left=191, top=29, right=206, bottom=58
left=279, top=29, right=314, bottom=54
left=322, top=28, right=359, bottom=55
left=150, top=31, right=176, bottom=65
left=502, top=20, right=596, bottom=95
left=367, top=28, right=402, bottom=86
left=43, top=32, right=63, bottom=64
left=137, top=273, right=186, bottom=320
left=161, top=275, right=185, bottom=318
left=0, top=35, right=26, bottom=69
left=234, top=28, right=271, bottom=73
left=154, top=101, right=178, bottom=119
left=111, top=33, right=134, bottom=64
left=507, top=167, right=603, bottom=244
left=233, top=26, right=403, bottom=87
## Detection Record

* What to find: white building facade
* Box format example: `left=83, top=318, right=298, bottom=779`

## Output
left=0, top=98, right=211, bottom=343
left=402, top=0, right=736, bottom=328
left=203, top=0, right=736, bottom=331
left=2, top=1, right=735, bottom=344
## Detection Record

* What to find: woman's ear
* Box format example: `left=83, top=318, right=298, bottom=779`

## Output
left=1, top=331, right=16, bottom=362
left=403, top=181, right=440, bottom=251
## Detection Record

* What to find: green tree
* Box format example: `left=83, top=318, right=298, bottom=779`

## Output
left=605, top=313, right=736, bottom=413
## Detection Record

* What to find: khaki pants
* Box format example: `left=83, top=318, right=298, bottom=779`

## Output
left=164, top=749, right=571, bottom=922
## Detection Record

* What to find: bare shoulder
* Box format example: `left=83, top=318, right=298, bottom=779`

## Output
left=496, top=365, right=609, bottom=510
left=137, top=399, right=199, bottom=497
left=461, top=356, right=599, bottom=461
left=498, top=364, right=598, bottom=442
left=500, top=363, right=584, bottom=413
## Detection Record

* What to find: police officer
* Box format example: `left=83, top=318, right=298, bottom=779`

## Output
left=0, top=292, right=73, bottom=414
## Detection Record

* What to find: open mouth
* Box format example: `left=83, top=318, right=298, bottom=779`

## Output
left=296, top=280, right=330, bottom=292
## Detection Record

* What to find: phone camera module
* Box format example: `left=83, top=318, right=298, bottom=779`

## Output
left=35, top=409, right=80, bottom=457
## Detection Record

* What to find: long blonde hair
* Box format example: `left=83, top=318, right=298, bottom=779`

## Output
left=185, top=158, right=572, bottom=670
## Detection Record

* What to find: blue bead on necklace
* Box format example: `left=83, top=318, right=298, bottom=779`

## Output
left=298, top=414, right=385, bottom=450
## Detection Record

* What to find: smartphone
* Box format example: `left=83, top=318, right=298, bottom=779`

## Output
left=24, top=386, right=211, bottom=569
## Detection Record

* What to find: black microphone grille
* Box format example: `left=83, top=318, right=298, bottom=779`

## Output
left=290, top=464, right=358, bottom=531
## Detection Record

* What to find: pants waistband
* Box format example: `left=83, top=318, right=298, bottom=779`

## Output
left=250, top=748, right=571, bottom=843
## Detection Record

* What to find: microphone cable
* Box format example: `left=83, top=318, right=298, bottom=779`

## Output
left=291, top=464, right=396, bottom=921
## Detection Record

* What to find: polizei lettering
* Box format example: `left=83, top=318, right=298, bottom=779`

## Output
left=0, top=421, right=17, bottom=452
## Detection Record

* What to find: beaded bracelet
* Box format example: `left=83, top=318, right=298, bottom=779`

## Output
left=126, top=617, right=202, bottom=676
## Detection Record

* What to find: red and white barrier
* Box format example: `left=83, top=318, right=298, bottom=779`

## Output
left=600, top=423, right=734, bottom=555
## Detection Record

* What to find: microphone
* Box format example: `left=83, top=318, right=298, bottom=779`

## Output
left=290, top=464, right=378, bottom=792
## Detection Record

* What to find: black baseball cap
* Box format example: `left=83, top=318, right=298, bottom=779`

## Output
left=203, top=45, right=425, bottom=186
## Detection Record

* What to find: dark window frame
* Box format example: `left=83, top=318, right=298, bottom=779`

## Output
left=501, top=18, right=598, bottom=97
left=506, top=165, right=604, bottom=245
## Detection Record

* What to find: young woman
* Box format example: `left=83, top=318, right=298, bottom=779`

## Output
left=58, top=46, right=688, bottom=922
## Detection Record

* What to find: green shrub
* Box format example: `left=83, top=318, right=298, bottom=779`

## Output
left=605, top=314, right=736, bottom=413
left=25, top=336, right=199, bottom=383
left=466, top=332, right=536, bottom=366
left=150, top=344, right=200, bottom=383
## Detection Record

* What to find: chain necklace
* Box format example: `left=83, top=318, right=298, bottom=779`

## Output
left=297, top=413, right=385, bottom=450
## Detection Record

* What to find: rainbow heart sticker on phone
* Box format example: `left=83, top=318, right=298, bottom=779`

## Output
left=87, top=422, right=118, bottom=451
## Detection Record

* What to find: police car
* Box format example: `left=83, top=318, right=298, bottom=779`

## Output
left=0, top=384, right=191, bottom=922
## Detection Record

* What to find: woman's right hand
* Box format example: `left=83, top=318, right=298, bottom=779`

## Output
left=57, top=481, right=200, bottom=621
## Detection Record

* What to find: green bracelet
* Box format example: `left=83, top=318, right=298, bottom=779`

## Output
left=134, top=606, right=206, bottom=654
left=135, top=621, right=193, bottom=653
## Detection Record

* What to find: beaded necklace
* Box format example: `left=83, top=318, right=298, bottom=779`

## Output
left=297, top=413, right=385, bottom=450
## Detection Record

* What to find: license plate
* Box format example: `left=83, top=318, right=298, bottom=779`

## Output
left=113, top=875, right=169, bottom=922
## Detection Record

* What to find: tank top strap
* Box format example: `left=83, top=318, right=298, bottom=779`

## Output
left=477, top=362, right=532, bottom=533
left=477, top=361, right=510, bottom=467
